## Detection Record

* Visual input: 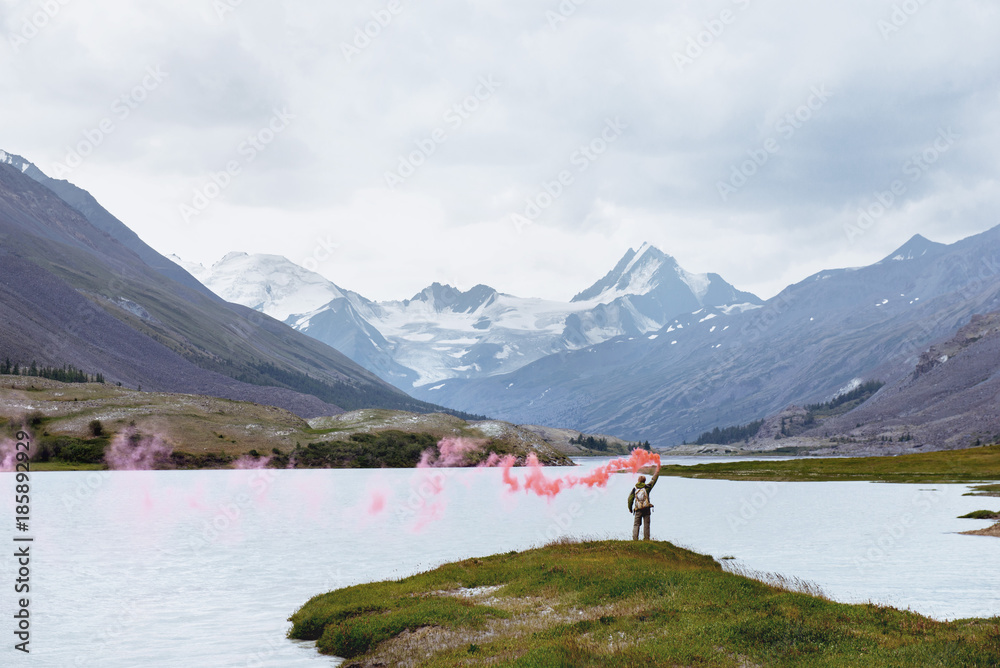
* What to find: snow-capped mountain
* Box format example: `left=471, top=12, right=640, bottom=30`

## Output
left=417, top=229, right=1000, bottom=445
left=564, top=242, right=762, bottom=347
left=180, top=252, right=368, bottom=322
left=189, top=245, right=763, bottom=390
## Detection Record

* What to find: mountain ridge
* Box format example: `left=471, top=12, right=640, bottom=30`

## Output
left=188, top=243, right=763, bottom=389
left=412, top=224, right=1000, bottom=445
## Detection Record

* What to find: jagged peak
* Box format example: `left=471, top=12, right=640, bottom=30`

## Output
left=881, top=233, right=947, bottom=263
left=407, top=282, right=499, bottom=312
left=571, top=243, right=677, bottom=303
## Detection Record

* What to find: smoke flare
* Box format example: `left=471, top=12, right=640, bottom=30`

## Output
left=497, top=449, right=661, bottom=498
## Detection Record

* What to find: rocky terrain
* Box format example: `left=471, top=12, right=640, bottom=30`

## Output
left=678, top=311, right=1000, bottom=456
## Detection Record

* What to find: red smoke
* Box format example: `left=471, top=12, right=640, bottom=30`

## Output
left=0, top=438, right=22, bottom=472
left=105, top=428, right=173, bottom=470
left=233, top=455, right=272, bottom=469
left=368, top=491, right=386, bottom=515
left=495, top=449, right=661, bottom=498
left=418, top=437, right=487, bottom=468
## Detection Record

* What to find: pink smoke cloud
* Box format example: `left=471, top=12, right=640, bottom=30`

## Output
left=105, top=428, right=173, bottom=470
left=368, top=491, right=386, bottom=516
left=418, top=437, right=487, bottom=468
left=495, top=449, right=661, bottom=499
left=232, top=455, right=272, bottom=469
left=0, top=438, right=22, bottom=472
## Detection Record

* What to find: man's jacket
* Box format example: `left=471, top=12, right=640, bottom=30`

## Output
left=628, top=468, right=661, bottom=512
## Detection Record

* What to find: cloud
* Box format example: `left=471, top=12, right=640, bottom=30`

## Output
left=1, top=0, right=998, bottom=301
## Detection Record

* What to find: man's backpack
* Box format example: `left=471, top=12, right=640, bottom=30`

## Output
left=634, top=486, right=651, bottom=510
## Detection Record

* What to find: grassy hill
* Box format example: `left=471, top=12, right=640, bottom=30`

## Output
left=289, top=540, right=999, bottom=667
left=0, top=376, right=569, bottom=469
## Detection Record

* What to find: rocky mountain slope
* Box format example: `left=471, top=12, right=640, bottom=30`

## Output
left=797, top=310, right=1000, bottom=453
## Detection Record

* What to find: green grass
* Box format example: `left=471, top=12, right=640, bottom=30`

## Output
left=959, top=510, right=1000, bottom=520
left=30, top=461, right=105, bottom=471
left=965, top=484, right=1000, bottom=497
left=289, top=541, right=999, bottom=666
left=661, top=445, right=1000, bottom=483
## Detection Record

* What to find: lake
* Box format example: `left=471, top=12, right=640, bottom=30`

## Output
left=2, top=458, right=998, bottom=666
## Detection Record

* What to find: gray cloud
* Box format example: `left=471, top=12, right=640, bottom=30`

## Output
left=1, top=0, right=997, bottom=301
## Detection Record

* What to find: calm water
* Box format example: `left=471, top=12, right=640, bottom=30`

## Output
left=1, top=459, right=998, bottom=666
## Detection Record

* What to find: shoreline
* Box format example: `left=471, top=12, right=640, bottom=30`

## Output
left=289, top=540, right=1000, bottom=667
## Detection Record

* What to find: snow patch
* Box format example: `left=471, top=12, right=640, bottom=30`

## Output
left=677, top=267, right=710, bottom=301
left=832, top=378, right=862, bottom=399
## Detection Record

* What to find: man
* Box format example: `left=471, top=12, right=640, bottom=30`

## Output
left=627, top=463, right=661, bottom=541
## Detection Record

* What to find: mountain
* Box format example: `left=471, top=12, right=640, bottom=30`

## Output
left=806, top=310, right=1000, bottom=451
left=563, top=242, right=762, bottom=348
left=878, top=233, right=947, bottom=263
left=193, top=244, right=762, bottom=390
left=1, top=150, right=214, bottom=298
left=0, top=152, right=475, bottom=419
left=416, top=228, right=1000, bottom=445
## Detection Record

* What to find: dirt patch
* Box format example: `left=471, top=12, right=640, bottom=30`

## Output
left=961, top=522, right=1000, bottom=538
left=344, top=589, right=653, bottom=668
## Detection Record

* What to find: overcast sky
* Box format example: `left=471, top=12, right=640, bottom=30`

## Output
left=2, top=0, right=998, bottom=301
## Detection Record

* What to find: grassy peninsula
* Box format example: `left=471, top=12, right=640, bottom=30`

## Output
left=289, top=540, right=999, bottom=667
